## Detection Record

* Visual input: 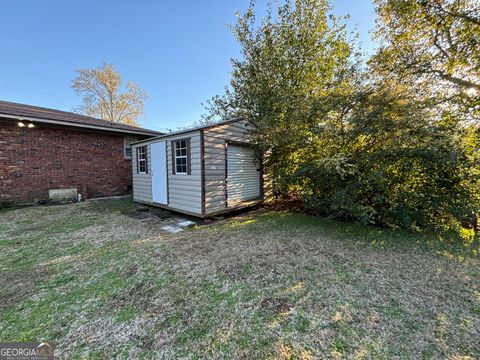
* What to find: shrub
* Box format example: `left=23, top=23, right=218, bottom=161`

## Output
left=0, top=201, right=15, bottom=211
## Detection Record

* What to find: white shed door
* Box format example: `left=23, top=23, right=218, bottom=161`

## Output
left=227, top=144, right=260, bottom=206
left=151, top=141, right=168, bottom=205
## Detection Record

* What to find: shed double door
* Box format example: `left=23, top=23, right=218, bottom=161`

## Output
left=226, top=144, right=261, bottom=206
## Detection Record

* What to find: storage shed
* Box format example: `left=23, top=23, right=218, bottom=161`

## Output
left=131, top=118, right=263, bottom=217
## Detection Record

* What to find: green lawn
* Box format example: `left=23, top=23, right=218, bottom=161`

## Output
left=0, top=199, right=479, bottom=359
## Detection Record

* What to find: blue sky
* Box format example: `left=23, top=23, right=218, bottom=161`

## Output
left=0, top=1, right=376, bottom=131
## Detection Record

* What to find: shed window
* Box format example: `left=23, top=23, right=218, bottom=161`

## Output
left=136, top=146, right=148, bottom=174
left=173, top=139, right=190, bottom=175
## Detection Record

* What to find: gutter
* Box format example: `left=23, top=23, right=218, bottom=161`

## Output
left=0, top=113, right=161, bottom=137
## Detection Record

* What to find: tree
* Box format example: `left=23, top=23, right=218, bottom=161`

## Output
left=205, top=0, right=480, bottom=232
left=72, top=63, right=147, bottom=126
left=296, top=80, right=480, bottom=230
left=204, top=0, right=360, bottom=191
left=371, top=0, right=480, bottom=122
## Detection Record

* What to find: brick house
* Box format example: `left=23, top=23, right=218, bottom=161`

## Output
left=0, top=100, right=161, bottom=204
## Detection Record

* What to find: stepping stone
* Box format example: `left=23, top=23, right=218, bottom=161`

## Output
left=161, top=225, right=183, bottom=233
left=177, top=220, right=196, bottom=228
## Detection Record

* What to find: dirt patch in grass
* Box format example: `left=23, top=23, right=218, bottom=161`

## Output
left=261, top=297, right=292, bottom=313
left=112, top=282, right=156, bottom=311
left=122, top=265, right=138, bottom=278
left=217, top=264, right=248, bottom=281
left=0, top=265, right=53, bottom=312
left=122, top=206, right=174, bottom=220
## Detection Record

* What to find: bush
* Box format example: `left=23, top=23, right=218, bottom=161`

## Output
left=0, top=201, right=15, bottom=211
left=295, top=137, right=480, bottom=231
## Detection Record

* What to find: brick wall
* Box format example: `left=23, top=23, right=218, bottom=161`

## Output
left=0, top=121, right=136, bottom=204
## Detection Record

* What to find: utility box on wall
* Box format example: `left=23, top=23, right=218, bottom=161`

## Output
left=48, top=188, right=78, bottom=203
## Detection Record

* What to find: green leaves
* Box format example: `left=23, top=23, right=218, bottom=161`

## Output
left=205, top=0, right=360, bottom=175
left=371, top=0, right=480, bottom=122
left=205, top=0, right=479, bottom=232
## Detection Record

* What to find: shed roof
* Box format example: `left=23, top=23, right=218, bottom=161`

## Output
left=131, top=117, right=249, bottom=145
left=0, top=100, right=162, bottom=136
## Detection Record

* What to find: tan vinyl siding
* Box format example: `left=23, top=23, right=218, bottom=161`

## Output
left=132, top=120, right=261, bottom=217
left=226, top=145, right=261, bottom=205
left=132, top=143, right=152, bottom=203
left=132, top=130, right=202, bottom=215
left=203, top=119, right=255, bottom=215
left=166, top=132, right=202, bottom=215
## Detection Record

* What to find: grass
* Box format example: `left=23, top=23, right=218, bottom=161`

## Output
left=0, top=199, right=479, bottom=359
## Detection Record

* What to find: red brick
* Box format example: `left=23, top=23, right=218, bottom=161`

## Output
left=0, top=122, right=136, bottom=204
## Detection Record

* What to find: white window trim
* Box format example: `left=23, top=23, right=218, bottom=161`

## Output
left=137, top=146, right=147, bottom=174
left=174, top=140, right=188, bottom=175
left=124, top=137, right=133, bottom=159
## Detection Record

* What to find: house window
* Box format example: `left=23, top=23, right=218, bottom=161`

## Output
left=174, top=139, right=189, bottom=174
left=124, top=136, right=137, bottom=158
left=137, top=146, right=148, bottom=174
left=125, top=146, right=132, bottom=158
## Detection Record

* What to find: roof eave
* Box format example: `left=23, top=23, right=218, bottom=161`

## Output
left=131, top=117, right=248, bottom=145
left=0, top=113, right=161, bottom=136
